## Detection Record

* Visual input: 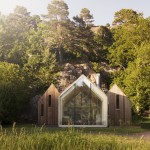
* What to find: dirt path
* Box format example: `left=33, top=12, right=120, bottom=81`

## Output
left=129, top=131, right=150, bottom=140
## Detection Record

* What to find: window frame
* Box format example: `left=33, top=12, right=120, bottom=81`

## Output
left=48, top=95, right=51, bottom=107
left=116, top=94, right=120, bottom=110
left=41, top=104, right=44, bottom=116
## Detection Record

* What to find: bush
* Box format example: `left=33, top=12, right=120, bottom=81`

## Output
left=141, top=122, right=150, bottom=129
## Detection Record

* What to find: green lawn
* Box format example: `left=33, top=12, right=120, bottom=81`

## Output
left=0, top=124, right=150, bottom=150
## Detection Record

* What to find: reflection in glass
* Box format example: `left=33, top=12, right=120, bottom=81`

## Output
left=62, top=81, right=102, bottom=125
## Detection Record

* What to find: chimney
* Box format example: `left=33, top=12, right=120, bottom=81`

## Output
left=96, top=73, right=100, bottom=88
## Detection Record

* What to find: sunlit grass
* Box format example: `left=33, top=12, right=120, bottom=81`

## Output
left=0, top=124, right=150, bottom=150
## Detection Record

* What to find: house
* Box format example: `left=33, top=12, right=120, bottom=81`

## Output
left=58, top=74, right=108, bottom=127
left=107, top=84, right=132, bottom=126
left=38, top=74, right=132, bottom=126
left=38, top=84, right=60, bottom=125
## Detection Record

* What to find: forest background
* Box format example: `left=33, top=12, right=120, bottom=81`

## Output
left=0, top=0, right=149, bottom=124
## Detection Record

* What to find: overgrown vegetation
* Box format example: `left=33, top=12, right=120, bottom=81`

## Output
left=0, top=0, right=149, bottom=123
left=0, top=125, right=149, bottom=150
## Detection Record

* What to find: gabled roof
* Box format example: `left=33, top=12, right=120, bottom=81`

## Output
left=48, top=84, right=59, bottom=93
left=60, top=74, right=107, bottom=101
left=109, top=84, right=126, bottom=96
left=39, top=84, right=60, bottom=101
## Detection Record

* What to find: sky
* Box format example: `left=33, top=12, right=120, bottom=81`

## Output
left=0, top=0, right=149, bottom=25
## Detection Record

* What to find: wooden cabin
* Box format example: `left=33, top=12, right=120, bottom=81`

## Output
left=107, top=84, right=132, bottom=126
left=38, top=75, right=132, bottom=127
left=38, top=84, right=60, bottom=125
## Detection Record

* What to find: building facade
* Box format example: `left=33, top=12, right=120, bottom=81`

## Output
left=38, top=75, right=132, bottom=126
left=38, top=84, right=60, bottom=125
left=107, top=84, right=132, bottom=126
left=58, top=75, right=108, bottom=127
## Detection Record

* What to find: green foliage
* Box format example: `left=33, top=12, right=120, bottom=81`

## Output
left=112, top=43, right=150, bottom=113
left=0, top=4, right=149, bottom=121
left=90, top=62, right=104, bottom=73
left=108, top=10, right=150, bottom=114
left=72, top=14, right=94, bottom=61
left=23, top=24, right=59, bottom=93
left=0, top=6, right=36, bottom=66
left=108, top=25, right=136, bottom=67
left=0, top=6, right=59, bottom=123
left=46, top=0, right=69, bottom=22
left=0, top=62, right=26, bottom=124
left=109, top=12, right=150, bottom=68
left=113, top=9, right=143, bottom=26
left=80, top=8, right=94, bottom=26
left=93, top=26, right=112, bottom=61
left=43, top=0, right=72, bottom=62
left=124, top=43, right=150, bottom=112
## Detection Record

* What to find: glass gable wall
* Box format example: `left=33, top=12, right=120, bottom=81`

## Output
left=61, top=81, right=103, bottom=125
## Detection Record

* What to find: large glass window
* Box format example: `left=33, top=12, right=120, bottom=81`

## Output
left=62, top=82, right=102, bottom=125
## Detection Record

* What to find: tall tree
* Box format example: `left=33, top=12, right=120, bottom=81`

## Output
left=43, top=0, right=70, bottom=62
left=112, top=9, right=143, bottom=26
left=108, top=9, right=149, bottom=68
left=46, top=0, right=69, bottom=22
left=109, top=9, right=150, bottom=113
left=72, top=15, right=94, bottom=60
left=124, top=43, right=150, bottom=113
left=93, top=26, right=113, bottom=61
left=0, top=6, right=33, bottom=66
left=80, top=8, right=94, bottom=27
left=23, top=23, right=59, bottom=94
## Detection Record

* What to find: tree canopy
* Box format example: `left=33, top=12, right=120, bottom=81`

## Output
left=0, top=2, right=149, bottom=123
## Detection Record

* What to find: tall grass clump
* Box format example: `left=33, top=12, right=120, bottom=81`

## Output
left=0, top=125, right=150, bottom=150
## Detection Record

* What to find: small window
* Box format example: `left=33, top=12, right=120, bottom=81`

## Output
left=116, top=94, right=120, bottom=109
left=41, top=104, right=44, bottom=116
left=48, top=95, right=51, bottom=107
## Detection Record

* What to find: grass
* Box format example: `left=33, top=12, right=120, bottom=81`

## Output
left=0, top=123, right=150, bottom=150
